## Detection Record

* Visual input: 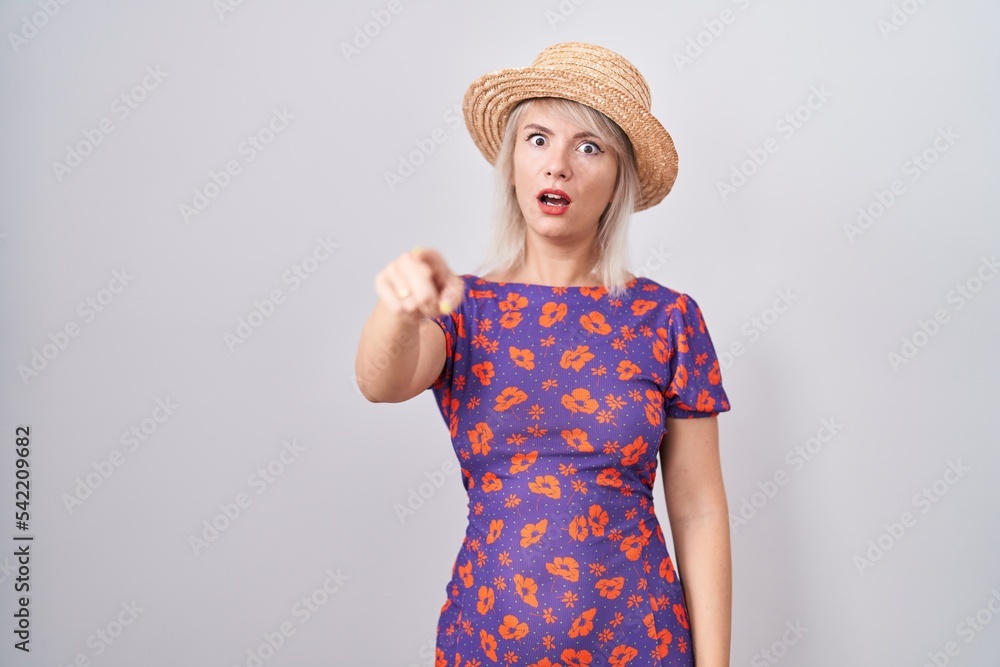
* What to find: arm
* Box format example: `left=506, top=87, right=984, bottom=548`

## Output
left=660, top=415, right=732, bottom=667
left=354, top=301, right=445, bottom=403
left=355, top=247, right=462, bottom=403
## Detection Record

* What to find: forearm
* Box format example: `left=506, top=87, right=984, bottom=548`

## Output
left=671, top=510, right=732, bottom=667
left=354, top=299, right=423, bottom=403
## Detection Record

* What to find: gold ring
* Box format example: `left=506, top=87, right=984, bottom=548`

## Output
left=397, top=288, right=411, bottom=300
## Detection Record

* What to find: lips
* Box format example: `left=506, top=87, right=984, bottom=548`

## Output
left=537, top=189, right=571, bottom=215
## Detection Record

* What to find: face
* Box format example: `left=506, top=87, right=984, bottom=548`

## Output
left=510, top=99, right=618, bottom=241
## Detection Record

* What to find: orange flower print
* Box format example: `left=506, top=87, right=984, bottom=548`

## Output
left=514, top=574, right=539, bottom=607
left=595, top=468, right=622, bottom=488
left=427, top=276, right=732, bottom=663
left=500, top=310, right=524, bottom=329
left=659, top=556, right=676, bottom=583
left=477, top=586, right=495, bottom=614
left=499, top=292, right=529, bottom=312
left=480, top=629, right=499, bottom=662
left=608, top=644, right=638, bottom=666
left=520, top=519, right=548, bottom=547
left=528, top=658, right=560, bottom=667
left=694, top=389, right=717, bottom=412
left=471, top=361, right=496, bottom=385
left=459, top=559, right=474, bottom=587
left=595, top=576, right=625, bottom=599
left=619, top=436, right=649, bottom=466
left=643, top=613, right=673, bottom=659
left=468, top=422, right=494, bottom=456
left=499, top=614, right=530, bottom=640
left=568, top=515, right=589, bottom=541
left=561, top=428, right=594, bottom=452
left=510, top=346, right=536, bottom=370
left=580, top=311, right=612, bottom=335
left=630, top=298, right=657, bottom=316
left=481, top=472, right=503, bottom=492
left=708, top=358, right=722, bottom=385
left=567, top=608, right=597, bottom=638
left=669, top=364, right=688, bottom=394
left=561, top=388, right=599, bottom=414
left=528, top=475, right=561, bottom=499
left=620, top=520, right=652, bottom=561
left=616, top=359, right=640, bottom=381
left=673, top=602, right=689, bottom=629
left=652, top=327, right=671, bottom=364
left=486, top=519, right=504, bottom=544
left=560, top=345, right=594, bottom=372
left=545, top=556, right=580, bottom=582
left=510, top=450, right=538, bottom=474
left=495, top=386, right=528, bottom=411
left=539, top=301, right=568, bottom=327
left=560, top=648, right=594, bottom=667
left=587, top=505, right=608, bottom=536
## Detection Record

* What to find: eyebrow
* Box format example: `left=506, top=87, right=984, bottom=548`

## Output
left=522, top=123, right=599, bottom=140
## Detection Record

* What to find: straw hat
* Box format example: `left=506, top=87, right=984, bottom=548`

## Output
left=463, top=42, right=679, bottom=211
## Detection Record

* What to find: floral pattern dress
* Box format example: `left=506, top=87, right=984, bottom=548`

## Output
left=427, top=274, right=731, bottom=667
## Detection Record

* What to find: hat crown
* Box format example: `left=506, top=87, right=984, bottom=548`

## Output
left=530, top=42, right=652, bottom=111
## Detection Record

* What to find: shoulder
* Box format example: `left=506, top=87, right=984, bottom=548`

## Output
left=633, top=276, right=693, bottom=308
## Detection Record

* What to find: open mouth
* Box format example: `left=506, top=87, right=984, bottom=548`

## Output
left=537, top=189, right=571, bottom=211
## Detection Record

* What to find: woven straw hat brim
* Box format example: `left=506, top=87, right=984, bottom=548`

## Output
left=463, top=61, right=678, bottom=211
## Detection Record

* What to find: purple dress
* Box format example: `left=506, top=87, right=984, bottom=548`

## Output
left=427, top=274, right=731, bottom=667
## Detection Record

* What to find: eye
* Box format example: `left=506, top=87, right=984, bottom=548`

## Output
left=526, top=133, right=547, bottom=146
left=578, top=141, right=603, bottom=155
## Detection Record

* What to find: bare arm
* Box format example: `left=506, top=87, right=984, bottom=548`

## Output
left=354, top=246, right=463, bottom=403
left=355, top=301, right=445, bottom=403
left=660, top=415, right=732, bottom=667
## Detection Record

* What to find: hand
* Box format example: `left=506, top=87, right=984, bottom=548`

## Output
left=374, top=246, right=464, bottom=322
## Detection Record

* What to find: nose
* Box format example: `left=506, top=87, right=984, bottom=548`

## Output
left=544, top=147, right=572, bottom=180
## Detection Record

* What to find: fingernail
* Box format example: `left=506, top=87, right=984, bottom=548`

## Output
left=439, top=298, right=452, bottom=314
left=411, top=245, right=423, bottom=255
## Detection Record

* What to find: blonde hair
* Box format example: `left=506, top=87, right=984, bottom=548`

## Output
left=472, top=97, right=641, bottom=299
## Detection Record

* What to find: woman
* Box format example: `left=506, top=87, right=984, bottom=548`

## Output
left=356, top=43, right=732, bottom=667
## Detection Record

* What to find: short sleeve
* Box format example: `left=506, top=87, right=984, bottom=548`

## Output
left=427, top=280, right=467, bottom=393
left=663, top=293, right=731, bottom=419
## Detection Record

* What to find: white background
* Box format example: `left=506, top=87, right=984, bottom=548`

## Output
left=1, top=1, right=999, bottom=665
